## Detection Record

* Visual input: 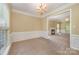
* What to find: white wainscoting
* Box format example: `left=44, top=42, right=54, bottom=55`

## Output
left=70, top=34, right=79, bottom=50
left=40, top=31, right=50, bottom=39
left=11, top=31, right=49, bottom=42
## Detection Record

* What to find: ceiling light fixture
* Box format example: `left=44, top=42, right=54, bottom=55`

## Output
left=65, top=18, right=69, bottom=21
left=36, top=3, right=47, bottom=15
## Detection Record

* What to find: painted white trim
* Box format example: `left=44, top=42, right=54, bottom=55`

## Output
left=2, top=44, right=11, bottom=55
left=11, top=31, right=49, bottom=42
left=71, top=47, right=79, bottom=51
left=44, top=4, right=76, bottom=17
left=70, top=8, right=72, bottom=48
left=70, top=34, right=79, bottom=50
left=40, top=31, right=50, bottom=39
left=12, top=9, right=43, bottom=18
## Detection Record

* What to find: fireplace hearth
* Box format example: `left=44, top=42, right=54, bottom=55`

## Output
left=51, top=29, right=55, bottom=35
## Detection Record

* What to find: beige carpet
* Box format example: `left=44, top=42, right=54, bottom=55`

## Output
left=8, top=34, right=79, bottom=55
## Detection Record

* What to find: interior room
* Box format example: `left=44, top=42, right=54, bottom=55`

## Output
left=0, top=3, right=79, bottom=55
left=47, top=11, right=70, bottom=49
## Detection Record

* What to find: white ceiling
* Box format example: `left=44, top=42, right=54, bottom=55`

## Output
left=11, top=3, right=69, bottom=17
left=48, top=11, right=70, bottom=22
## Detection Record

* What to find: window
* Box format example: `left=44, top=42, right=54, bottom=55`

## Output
left=57, top=23, right=60, bottom=33
left=0, top=4, right=8, bottom=55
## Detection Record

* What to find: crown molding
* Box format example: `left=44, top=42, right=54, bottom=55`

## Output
left=12, top=9, right=44, bottom=18
left=12, top=4, right=76, bottom=18
left=43, top=3, right=76, bottom=17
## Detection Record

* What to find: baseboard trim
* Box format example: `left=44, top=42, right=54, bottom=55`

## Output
left=71, top=47, right=79, bottom=51
left=3, top=44, right=11, bottom=55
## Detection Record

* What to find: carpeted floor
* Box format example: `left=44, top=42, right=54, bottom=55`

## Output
left=8, top=34, right=79, bottom=55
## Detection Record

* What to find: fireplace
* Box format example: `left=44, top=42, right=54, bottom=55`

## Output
left=51, top=29, right=55, bottom=35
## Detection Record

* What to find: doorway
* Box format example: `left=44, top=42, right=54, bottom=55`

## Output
left=46, top=10, right=70, bottom=50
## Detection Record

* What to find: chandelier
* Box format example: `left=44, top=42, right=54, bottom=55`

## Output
left=36, top=3, right=47, bottom=15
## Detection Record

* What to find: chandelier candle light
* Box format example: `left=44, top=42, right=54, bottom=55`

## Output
left=36, top=3, right=47, bottom=15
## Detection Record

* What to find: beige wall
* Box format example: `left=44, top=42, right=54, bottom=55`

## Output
left=48, top=20, right=70, bottom=34
left=48, top=20, right=61, bottom=29
left=41, top=18, right=47, bottom=31
left=11, top=4, right=79, bottom=34
left=48, top=20, right=61, bottom=35
left=49, top=4, right=79, bottom=35
left=71, top=4, right=79, bottom=35
left=10, top=11, right=43, bottom=32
